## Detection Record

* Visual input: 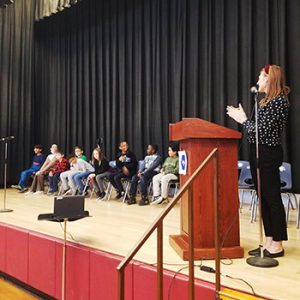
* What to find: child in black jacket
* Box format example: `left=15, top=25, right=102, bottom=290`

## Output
left=109, top=141, right=138, bottom=199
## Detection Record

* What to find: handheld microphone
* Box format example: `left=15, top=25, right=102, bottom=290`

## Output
left=0, top=136, right=15, bottom=142
left=250, top=86, right=258, bottom=93
left=96, top=137, right=104, bottom=148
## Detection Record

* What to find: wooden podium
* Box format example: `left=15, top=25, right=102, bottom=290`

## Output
left=169, top=118, right=244, bottom=260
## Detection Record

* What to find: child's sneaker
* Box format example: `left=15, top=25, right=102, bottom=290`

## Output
left=19, top=187, right=28, bottom=193
left=127, top=197, right=136, bottom=205
left=139, top=197, right=150, bottom=206
left=11, top=184, right=22, bottom=190
left=151, top=196, right=163, bottom=205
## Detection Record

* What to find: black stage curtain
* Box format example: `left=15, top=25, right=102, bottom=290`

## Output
left=0, top=0, right=36, bottom=186
left=2, top=0, right=300, bottom=191
left=34, top=0, right=300, bottom=191
left=35, top=0, right=82, bottom=21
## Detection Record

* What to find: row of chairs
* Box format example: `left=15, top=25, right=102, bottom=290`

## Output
left=238, top=161, right=300, bottom=228
left=83, top=177, right=180, bottom=203
left=82, top=160, right=180, bottom=203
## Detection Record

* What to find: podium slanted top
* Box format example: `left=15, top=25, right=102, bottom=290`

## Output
left=169, top=118, right=242, bottom=141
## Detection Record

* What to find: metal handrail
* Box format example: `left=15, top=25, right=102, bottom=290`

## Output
left=117, top=148, right=219, bottom=300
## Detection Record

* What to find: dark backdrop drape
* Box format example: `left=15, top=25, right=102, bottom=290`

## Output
left=2, top=0, right=300, bottom=191
left=0, top=0, right=35, bottom=187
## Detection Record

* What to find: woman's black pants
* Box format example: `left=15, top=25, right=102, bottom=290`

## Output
left=249, top=144, right=288, bottom=241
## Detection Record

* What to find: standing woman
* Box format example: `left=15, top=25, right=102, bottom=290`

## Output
left=227, top=64, right=289, bottom=258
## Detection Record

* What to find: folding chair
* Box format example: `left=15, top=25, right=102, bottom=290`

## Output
left=279, top=162, right=297, bottom=225
left=121, top=177, right=131, bottom=203
left=167, top=179, right=180, bottom=197
left=102, top=160, right=118, bottom=201
left=237, top=161, right=256, bottom=213
left=82, top=177, right=95, bottom=199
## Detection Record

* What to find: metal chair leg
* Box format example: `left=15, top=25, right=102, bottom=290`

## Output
left=250, top=194, right=258, bottom=223
left=249, top=190, right=256, bottom=212
left=239, top=189, right=244, bottom=210
left=253, top=197, right=258, bottom=222
left=174, top=183, right=179, bottom=196
left=296, top=196, right=300, bottom=229
left=293, top=194, right=298, bottom=208
left=281, top=193, right=291, bottom=226
left=123, top=181, right=130, bottom=203
left=148, top=181, right=153, bottom=195
left=105, top=183, right=113, bottom=201
left=286, top=196, right=291, bottom=225
left=82, top=180, right=89, bottom=194
left=57, top=184, right=63, bottom=196
left=89, top=186, right=95, bottom=199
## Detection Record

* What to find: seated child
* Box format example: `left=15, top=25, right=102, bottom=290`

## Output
left=60, top=156, right=94, bottom=195
left=151, top=143, right=179, bottom=205
left=87, top=148, right=110, bottom=199
left=127, top=144, right=162, bottom=205
left=73, top=148, right=99, bottom=195
left=74, top=145, right=88, bottom=161
left=26, top=144, right=59, bottom=195
left=11, top=145, right=45, bottom=193
left=109, top=141, right=137, bottom=199
left=47, top=151, right=70, bottom=196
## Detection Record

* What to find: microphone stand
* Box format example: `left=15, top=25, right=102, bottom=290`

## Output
left=246, top=92, right=277, bottom=267
left=0, top=138, right=13, bottom=213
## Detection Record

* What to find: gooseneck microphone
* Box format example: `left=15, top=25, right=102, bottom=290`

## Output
left=0, top=136, right=15, bottom=142
left=250, top=86, right=258, bottom=94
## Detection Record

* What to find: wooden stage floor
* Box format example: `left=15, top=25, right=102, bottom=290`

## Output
left=0, top=189, right=299, bottom=300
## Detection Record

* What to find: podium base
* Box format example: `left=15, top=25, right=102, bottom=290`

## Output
left=169, top=234, right=244, bottom=260
left=0, top=208, right=13, bottom=213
